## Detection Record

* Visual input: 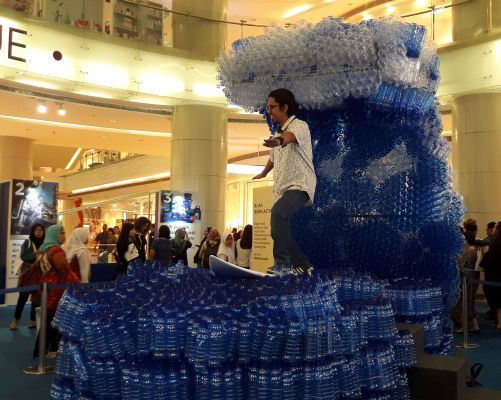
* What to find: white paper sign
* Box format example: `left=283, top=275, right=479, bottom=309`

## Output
left=6, top=237, right=27, bottom=305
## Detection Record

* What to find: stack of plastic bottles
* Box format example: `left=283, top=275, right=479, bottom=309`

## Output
left=218, top=16, right=463, bottom=356
left=50, top=263, right=417, bottom=399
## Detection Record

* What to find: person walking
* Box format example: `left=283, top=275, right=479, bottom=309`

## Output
left=9, top=223, right=45, bottom=330
left=253, top=88, right=316, bottom=275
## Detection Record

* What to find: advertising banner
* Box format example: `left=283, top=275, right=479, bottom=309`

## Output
left=252, top=186, right=274, bottom=273
left=157, top=190, right=202, bottom=267
left=10, top=179, right=58, bottom=235
left=2, top=180, right=59, bottom=305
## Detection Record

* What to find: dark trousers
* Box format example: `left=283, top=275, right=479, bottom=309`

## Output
left=270, top=190, right=310, bottom=266
left=14, top=291, right=36, bottom=321
left=33, top=310, right=60, bottom=358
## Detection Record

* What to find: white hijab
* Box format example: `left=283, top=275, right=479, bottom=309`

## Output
left=65, top=227, right=89, bottom=262
left=217, top=231, right=236, bottom=265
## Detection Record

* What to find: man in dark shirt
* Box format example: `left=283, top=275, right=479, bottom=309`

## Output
left=95, top=224, right=109, bottom=249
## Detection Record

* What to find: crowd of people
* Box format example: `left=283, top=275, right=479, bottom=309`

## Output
left=453, top=219, right=501, bottom=334
left=9, top=218, right=254, bottom=358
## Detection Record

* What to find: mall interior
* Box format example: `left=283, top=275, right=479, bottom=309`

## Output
left=1, top=0, right=501, bottom=399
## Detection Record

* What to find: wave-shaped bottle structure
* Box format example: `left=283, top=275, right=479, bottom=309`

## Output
left=50, top=262, right=423, bottom=399
left=49, top=17, right=464, bottom=399
left=219, top=15, right=462, bottom=345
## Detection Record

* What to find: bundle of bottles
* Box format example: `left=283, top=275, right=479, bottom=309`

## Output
left=217, top=17, right=439, bottom=111
left=49, top=262, right=431, bottom=399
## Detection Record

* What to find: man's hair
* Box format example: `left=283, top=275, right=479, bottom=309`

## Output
left=268, top=88, right=299, bottom=116
left=487, top=221, right=496, bottom=230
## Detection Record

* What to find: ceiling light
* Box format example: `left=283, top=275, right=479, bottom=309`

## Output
left=415, top=0, right=427, bottom=7
left=37, top=102, right=47, bottom=113
left=283, top=5, right=313, bottom=19
left=387, top=5, right=396, bottom=14
left=57, top=105, right=66, bottom=116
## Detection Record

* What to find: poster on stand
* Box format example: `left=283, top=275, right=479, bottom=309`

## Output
left=2, top=180, right=59, bottom=305
left=157, top=190, right=202, bottom=267
left=252, top=186, right=274, bottom=273
left=10, top=180, right=58, bottom=235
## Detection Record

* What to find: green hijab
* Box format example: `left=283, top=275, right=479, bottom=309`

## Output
left=39, top=225, right=64, bottom=253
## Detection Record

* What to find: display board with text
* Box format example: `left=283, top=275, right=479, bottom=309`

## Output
left=252, top=186, right=274, bottom=273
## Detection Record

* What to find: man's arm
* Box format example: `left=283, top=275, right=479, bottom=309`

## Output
left=253, top=158, right=274, bottom=180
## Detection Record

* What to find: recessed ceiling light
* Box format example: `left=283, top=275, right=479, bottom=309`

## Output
left=387, top=5, right=396, bottom=14
left=57, top=105, right=66, bottom=116
left=37, top=102, right=47, bottom=113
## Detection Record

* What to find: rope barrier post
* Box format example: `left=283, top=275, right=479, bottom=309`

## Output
left=23, top=283, right=55, bottom=375
left=457, top=272, right=479, bottom=349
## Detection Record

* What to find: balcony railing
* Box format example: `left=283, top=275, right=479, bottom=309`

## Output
left=1, top=0, right=461, bottom=53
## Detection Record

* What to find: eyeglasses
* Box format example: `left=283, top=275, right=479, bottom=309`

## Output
left=266, top=104, right=280, bottom=112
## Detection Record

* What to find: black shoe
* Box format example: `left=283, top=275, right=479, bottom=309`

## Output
left=292, top=264, right=314, bottom=277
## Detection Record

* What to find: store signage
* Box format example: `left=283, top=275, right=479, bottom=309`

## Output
left=0, top=24, right=27, bottom=63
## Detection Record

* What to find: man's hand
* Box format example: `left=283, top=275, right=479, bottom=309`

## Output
left=252, top=172, right=267, bottom=180
left=263, top=137, right=280, bottom=148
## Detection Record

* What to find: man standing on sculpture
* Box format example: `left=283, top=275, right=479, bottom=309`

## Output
left=253, top=88, right=316, bottom=275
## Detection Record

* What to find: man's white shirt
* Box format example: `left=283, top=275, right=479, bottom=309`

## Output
left=270, top=115, right=316, bottom=205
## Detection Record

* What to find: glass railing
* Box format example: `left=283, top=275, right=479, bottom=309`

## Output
left=1, top=0, right=267, bottom=54
left=1, top=0, right=460, bottom=52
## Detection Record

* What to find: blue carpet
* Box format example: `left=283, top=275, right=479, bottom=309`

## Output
left=0, top=306, right=55, bottom=400
left=454, top=304, right=501, bottom=391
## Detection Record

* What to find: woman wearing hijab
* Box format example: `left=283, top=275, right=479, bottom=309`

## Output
left=9, top=223, right=45, bottom=330
left=217, top=231, right=236, bottom=265
left=171, top=228, right=192, bottom=266
left=199, top=229, right=221, bottom=269
left=33, top=225, right=79, bottom=358
left=65, top=227, right=91, bottom=283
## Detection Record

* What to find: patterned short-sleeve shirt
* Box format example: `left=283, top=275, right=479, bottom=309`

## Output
left=270, top=115, right=316, bottom=204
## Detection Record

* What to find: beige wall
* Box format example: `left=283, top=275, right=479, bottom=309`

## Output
left=0, top=137, right=33, bottom=182
left=452, top=93, right=501, bottom=229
